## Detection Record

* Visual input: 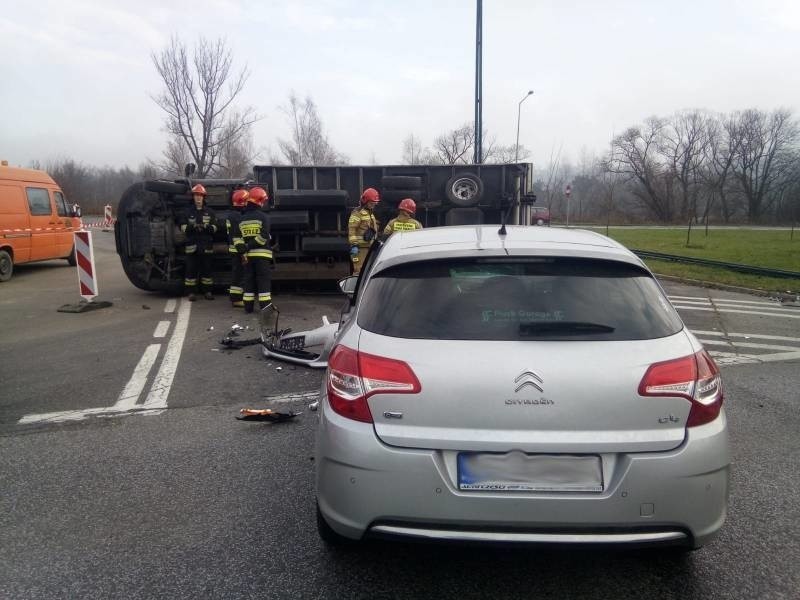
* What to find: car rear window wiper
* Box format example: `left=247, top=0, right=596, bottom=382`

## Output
left=518, top=321, right=616, bottom=336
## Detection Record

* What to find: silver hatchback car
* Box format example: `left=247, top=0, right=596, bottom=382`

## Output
left=315, top=225, right=729, bottom=549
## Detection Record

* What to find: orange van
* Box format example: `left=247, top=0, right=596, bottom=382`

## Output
left=0, top=163, right=81, bottom=281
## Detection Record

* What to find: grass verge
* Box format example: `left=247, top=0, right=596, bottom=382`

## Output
left=582, top=227, right=799, bottom=294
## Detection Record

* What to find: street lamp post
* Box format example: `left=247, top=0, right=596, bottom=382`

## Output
left=515, top=90, right=534, bottom=163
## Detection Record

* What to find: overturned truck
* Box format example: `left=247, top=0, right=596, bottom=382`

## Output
left=115, top=163, right=536, bottom=293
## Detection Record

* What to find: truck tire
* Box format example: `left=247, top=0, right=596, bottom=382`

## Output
left=445, top=208, right=484, bottom=226
left=145, top=180, right=188, bottom=195
left=445, top=173, right=484, bottom=207
left=380, top=189, right=423, bottom=204
left=268, top=211, right=310, bottom=229
left=381, top=175, right=422, bottom=190
left=0, top=250, right=13, bottom=282
left=276, top=190, right=349, bottom=209
left=66, top=245, right=77, bottom=266
left=302, top=237, right=351, bottom=254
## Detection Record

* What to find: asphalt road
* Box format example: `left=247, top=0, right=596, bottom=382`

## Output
left=1, top=232, right=798, bottom=599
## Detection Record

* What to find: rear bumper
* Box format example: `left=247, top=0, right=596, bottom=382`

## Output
left=315, top=400, right=730, bottom=548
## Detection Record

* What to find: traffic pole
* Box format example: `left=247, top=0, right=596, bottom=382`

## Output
left=565, top=184, right=572, bottom=227
left=57, top=229, right=113, bottom=313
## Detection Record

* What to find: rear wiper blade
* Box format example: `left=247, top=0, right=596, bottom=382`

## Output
left=518, top=321, right=615, bottom=335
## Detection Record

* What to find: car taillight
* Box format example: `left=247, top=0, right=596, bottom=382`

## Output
left=326, top=345, right=421, bottom=423
left=638, top=349, right=723, bottom=427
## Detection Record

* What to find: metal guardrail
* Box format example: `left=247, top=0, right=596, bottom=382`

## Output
left=632, top=250, right=800, bottom=280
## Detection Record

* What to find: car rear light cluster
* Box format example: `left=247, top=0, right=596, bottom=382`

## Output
left=326, top=345, right=421, bottom=423
left=638, top=349, right=724, bottom=427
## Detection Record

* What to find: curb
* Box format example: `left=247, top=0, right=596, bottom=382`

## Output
left=654, top=273, right=800, bottom=303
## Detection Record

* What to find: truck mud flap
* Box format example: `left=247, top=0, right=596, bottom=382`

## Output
left=301, top=237, right=350, bottom=254
left=268, top=210, right=310, bottom=229
left=275, top=190, right=349, bottom=209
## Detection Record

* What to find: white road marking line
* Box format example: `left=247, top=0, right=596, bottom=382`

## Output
left=669, top=295, right=778, bottom=306
left=164, top=299, right=177, bottom=313
left=672, top=305, right=800, bottom=319
left=692, top=330, right=800, bottom=343
left=19, top=298, right=191, bottom=425
left=143, top=297, right=191, bottom=409
left=697, top=338, right=800, bottom=352
left=672, top=299, right=788, bottom=313
left=112, top=344, right=162, bottom=410
left=263, top=390, right=319, bottom=404
left=153, top=321, right=170, bottom=338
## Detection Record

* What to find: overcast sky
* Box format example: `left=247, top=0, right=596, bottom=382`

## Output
left=2, top=0, right=799, bottom=170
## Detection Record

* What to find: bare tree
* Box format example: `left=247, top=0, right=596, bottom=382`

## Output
left=607, top=117, right=677, bottom=222
left=277, top=93, right=348, bottom=165
left=702, top=113, right=740, bottom=223
left=216, top=113, right=258, bottom=178
left=731, top=108, right=798, bottom=222
left=402, top=133, right=424, bottom=164
left=485, top=144, right=531, bottom=163
left=432, top=122, right=475, bottom=164
left=151, top=35, right=258, bottom=177
left=660, top=110, right=711, bottom=221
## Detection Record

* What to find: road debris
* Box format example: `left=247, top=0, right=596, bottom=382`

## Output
left=236, top=408, right=300, bottom=422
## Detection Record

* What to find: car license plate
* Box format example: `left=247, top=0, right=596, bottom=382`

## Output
left=457, top=451, right=603, bottom=492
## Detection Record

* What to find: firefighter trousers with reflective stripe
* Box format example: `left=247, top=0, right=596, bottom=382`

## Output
left=185, top=251, right=213, bottom=293
left=242, top=257, right=271, bottom=313
left=229, top=253, right=244, bottom=305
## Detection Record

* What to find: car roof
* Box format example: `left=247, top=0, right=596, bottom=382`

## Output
left=373, top=225, right=644, bottom=271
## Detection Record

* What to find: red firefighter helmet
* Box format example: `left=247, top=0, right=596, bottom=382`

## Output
left=360, top=187, right=380, bottom=204
left=231, top=189, right=249, bottom=207
left=398, top=198, right=417, bottom=215
left=191, top=184, right=207, bottom=196
left=248, top=187, right=269, bottom=207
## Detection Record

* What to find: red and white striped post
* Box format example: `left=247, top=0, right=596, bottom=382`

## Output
left=74, top=230, right=99, bottom=301
left=103, top=204, right=113, bottom=227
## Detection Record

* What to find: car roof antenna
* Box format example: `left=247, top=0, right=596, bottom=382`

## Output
left=498, top=202, right=513, bottom=237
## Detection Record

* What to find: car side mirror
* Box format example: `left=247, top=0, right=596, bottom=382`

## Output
left=338, top=276, right=358, bottom=298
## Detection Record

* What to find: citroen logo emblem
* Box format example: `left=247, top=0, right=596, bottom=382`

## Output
left=514, top=370, right=543, bottom=393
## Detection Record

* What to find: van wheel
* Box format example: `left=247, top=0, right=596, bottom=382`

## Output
left=0, top=250, right=13, bottom=282
left=66, top=246, right=77, bottom=266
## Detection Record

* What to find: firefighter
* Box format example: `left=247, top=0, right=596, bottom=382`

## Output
left=348, top=187, right=380, bottom=275
left=178, top=184, right=218, bottom=301
left=234, top=186, right=272, bottom=314
left=226, top=188, right=249, bottom=307
left=383, top=198, right=423, bottom=236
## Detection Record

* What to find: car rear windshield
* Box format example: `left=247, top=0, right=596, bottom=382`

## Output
left=357, top=257, right=683, bottom=341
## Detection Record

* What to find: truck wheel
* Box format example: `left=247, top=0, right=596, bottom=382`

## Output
left=0, top=250, right=13, bottom=282
left=380, top=189, right=423, bottom=204
left=445, top=173, right=484, bottom=207
left=145, top=180, right=188, bottom=195
left=66, top=246, right=77, bottom=266
left=381, top=175, right=422, bottom=190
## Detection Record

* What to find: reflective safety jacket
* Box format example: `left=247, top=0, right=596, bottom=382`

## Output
left=179, top=206, right=218, bottom=254
left=383, top=213, right=423, bottom=236
left=226, top=210, right=242, bottom=254
left=348, top=207, right=379, bottom=248
left=235, top=206, right=272, bottom=259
